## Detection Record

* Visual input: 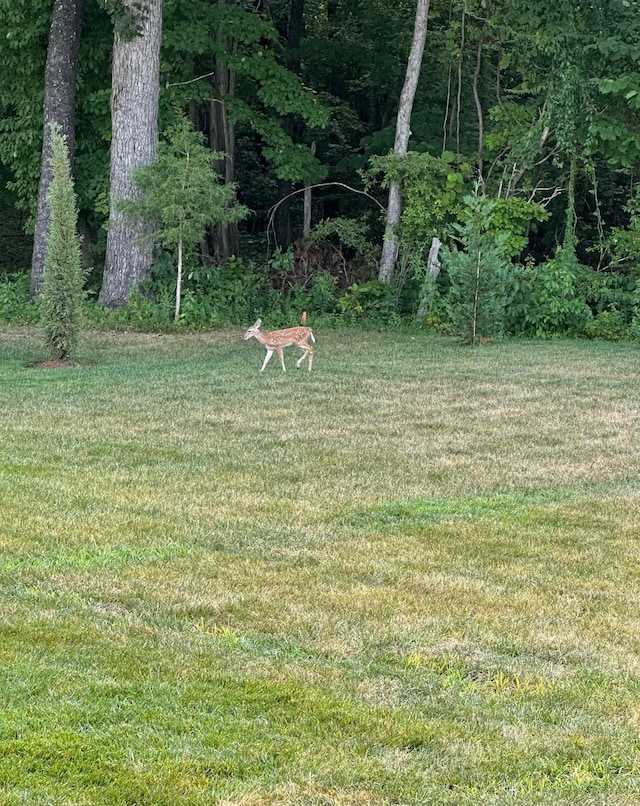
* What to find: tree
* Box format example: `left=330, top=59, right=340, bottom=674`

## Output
left=39, top=125, right=85, bottom=360
left=30, top=0, right=85, bottom=299
left=117, top=116, right=247, bottom=321
left=162, top=0, right=327, bottom=260
left=444, top=192, right=510, bottom=346
left=99, top=0, right=163, bottom=307
left=378, top=0, right=430, bottom=282
left=1, top=0, right=639, bottom=303
left=272, top=0, right=306, bottom=252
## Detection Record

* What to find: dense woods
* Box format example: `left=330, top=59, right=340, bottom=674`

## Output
left=1, top=0, right=639, bottom=340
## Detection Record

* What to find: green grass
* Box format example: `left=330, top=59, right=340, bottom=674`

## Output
left=2, top=325, right=640, bottom=805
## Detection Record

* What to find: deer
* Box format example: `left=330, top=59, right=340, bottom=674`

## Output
left=243, top=313, right=315, bottom=372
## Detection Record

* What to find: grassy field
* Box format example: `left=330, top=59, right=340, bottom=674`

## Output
left=1, top=325, right=640, bottom=806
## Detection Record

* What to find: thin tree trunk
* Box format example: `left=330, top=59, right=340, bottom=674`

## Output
left=175, top=238, right=183, bottom=321
left=31, top=0, right=85, bottom=299
left=303, top=142, right=316, bottom=234
left=472, top=25, right=486, bottom=188
left=441, top=0, right=454, bottom=155
left=472, top=248, right=482, bottom=347
left=455, top=8, right=465, bottom=161
left=274, top=0, right=305, bottom=252
left=379, top=0, right=430, bottom=282
left=209, top=8, right=238, bottom=262
left=564, top=156, right=578, bottom=249
left=99, top=0, right=162, bottom=307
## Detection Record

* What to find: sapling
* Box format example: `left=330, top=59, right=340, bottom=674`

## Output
left=118, top=115, right=247, bottom=321
left=444, top=193, right=510, bottom=346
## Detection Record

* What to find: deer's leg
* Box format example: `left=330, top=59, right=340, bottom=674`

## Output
left=276, top=346, right=286, bottom=372
left=261, top=349, right=274, bottom=371
left=296, top=343, right=313, bottom=370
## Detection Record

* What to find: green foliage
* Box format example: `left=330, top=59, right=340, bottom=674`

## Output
left=121, top=115, right=247, bottom=256
left=307, top=216, right=379, bottom=280
left=38, top=126, right=86, bottom=360
left=606, top=186, right=640, bottom=268
left=368, top=151, right=469, bottom=246
left=308, top=271, right=339, bottom=316
left=118, top=115, right=248, bottom=319
left=0, top=272, right=37, bottom=324
left=579, top=266, right=640, bottom=342
left=85, top=254, right=339, bottom=332
left=443, top=194, right=511, bottom=345
left=309, top=216, right=376, bottom=260
left=515, top=246, right=593, bottom=338
left=486, top=197, right=550, bottom=257
left=163, top=0, right=329, bottom=183
left=0, top=0, right=49, bottom=220
left=583, top=309, right=629, bottom=341
left=83, top=287, right=174, bottom=332
left=337, top=280, right=399, bottom=325
left=505, top=255, right=640, bottom=341
left=103, top=0, right=149, bottom=39
left=229, top=99, right=327, bottom=183
left=592, top=38, right=640, bottom=166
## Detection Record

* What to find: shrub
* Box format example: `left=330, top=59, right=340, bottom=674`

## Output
left=524, top=246, right=592, bottom=337
left=38, top=126, right=86, bottom=360
left=0, top=272, right=37, bottom=324
left=583, top=309, right=628, bottom=340
left=337, top=280, right=400, bottom=325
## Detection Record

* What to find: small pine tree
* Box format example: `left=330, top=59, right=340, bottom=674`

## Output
left=39, top=124, right=86, bottom=361
left=444, top=194, right=510, bottom=346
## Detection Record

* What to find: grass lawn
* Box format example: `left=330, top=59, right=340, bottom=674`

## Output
left=1, top=325, right=640, bottom=805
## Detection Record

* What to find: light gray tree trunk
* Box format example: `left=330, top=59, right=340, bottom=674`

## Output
left=31, top=0, right=85, bottom=299
left=99, top=0, right=162, bottom=307
left=378, top=0, right=430, bottom=282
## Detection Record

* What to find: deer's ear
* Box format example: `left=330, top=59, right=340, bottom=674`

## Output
left=254, top=319, right=262, bottom=328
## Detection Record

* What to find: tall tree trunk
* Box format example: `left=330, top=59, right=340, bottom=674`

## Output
left=208, top=25, right=238, bottom=262
left=99, top=0, right=162, bottom=307
left=30, top=0, right=85, bottom=299
left=378, top=0, right=430, bottom=282
left=273, top=0, right=304, bottom=252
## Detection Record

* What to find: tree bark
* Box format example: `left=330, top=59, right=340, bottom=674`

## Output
left=273, top=0, right=305, bottom=252
left=208, top=19, right=238, bottom=262
left=303, top=142, right=316, bottom=235
left=472, top=24, right=486, bottom=188
left=378, top=0, right=430, bottom=283
left=30, top=0, right=85, bottom=299
left=99, top=0, right=162, bottom=307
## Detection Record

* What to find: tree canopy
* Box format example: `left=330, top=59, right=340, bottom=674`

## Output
left=0, top=0, right=639, bottom=337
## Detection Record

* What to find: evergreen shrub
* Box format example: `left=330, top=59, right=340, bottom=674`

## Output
left=38, top=126, right=86, bottom=360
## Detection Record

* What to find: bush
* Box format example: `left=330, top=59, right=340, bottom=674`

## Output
left=0, top=272, right=37, bottom=324
left=523, top=246, right=593, bottom=337
left=583, top=309, right=628, bottom=340
left=38, top=126, right=86, bottom=360
left=337, top=280, right=400, bottom=326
